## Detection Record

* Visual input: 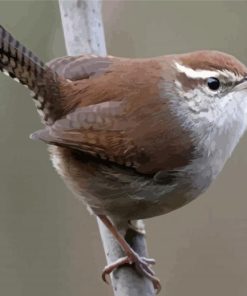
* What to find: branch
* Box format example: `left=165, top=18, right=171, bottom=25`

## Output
left=58, top=1, right=155, bottom=295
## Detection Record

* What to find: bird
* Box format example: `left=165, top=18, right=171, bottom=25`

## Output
left=1, top=24, right=247, bottom=292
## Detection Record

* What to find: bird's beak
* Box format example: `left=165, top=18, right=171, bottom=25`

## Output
left=234, top=76, right=247, bottom=91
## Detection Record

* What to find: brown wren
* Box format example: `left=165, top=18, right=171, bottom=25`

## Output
left=1, top=24, right=247, bottom=291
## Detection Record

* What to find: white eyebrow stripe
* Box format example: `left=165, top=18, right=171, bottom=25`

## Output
left=221, top=69, right=240, bottom=81
left=175, top=62, right=219, bottom=79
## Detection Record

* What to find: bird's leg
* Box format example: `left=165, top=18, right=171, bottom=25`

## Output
left=128, top=219, right=146, bottom=234
left=98, top=215, right=161, bottom=292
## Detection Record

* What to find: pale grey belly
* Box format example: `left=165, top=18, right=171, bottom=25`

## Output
left=50, top=146, right=212, bottom=221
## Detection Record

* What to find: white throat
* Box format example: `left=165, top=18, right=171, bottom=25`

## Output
left=172, top=86, right=247, bottom=192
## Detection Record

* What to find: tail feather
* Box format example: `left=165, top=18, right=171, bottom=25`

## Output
left=0, top=25, right=47, bottom=90
left=0, top=25, right=64, bottom=124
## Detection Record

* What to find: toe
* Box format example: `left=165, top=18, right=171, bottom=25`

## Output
left=102, top=256, right=130, bottom=284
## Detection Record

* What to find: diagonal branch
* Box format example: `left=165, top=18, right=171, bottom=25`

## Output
left=58, top=1, right=155, bottom=295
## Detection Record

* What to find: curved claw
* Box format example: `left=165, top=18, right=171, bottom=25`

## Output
left=101, top=254, right=161, bottom=294
left=133, top=256, right=161, bottom=293
left=136, top=263, right=161, bottom=293
left=102, top=256, right=130, bottom=284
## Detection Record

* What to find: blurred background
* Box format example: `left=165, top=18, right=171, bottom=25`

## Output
left=0, top=1, right=247, bottom=295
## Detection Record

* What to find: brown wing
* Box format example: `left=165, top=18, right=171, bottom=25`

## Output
left=47, top=54, right=118, bottom=80
left=32, top=55, right=194, bottom=174
left=31, top=100, right=143, bottom=169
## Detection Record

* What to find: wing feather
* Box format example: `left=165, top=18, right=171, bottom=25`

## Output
left=48, top=55, right=116, bottom=80
left=31, top=100, right=141, bottom=169
left=31, top=55, right=194, bottom=174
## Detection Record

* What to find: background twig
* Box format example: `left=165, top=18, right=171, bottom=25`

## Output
left=58, top=1, right=155, bottom=295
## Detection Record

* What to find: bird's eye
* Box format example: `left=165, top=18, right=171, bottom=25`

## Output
left=207, top=77, right=220, bottom=91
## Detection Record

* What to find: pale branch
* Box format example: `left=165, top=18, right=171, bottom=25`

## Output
left=58, top=1, right=155, bottom=295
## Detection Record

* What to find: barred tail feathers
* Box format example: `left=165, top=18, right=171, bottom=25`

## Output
left=0, top=25, right=61, bottom=124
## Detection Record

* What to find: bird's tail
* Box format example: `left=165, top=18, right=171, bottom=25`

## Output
left=0, top=25, right=64, bottom=124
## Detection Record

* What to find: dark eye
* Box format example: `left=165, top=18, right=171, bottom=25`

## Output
left=207, top=77, right=220, bottom=91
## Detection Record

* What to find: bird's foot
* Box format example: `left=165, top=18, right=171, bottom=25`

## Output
left=102, top=252, right=161, bottom=293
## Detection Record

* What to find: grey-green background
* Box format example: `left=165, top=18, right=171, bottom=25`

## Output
left=0, top=1, right=247, bottom=295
